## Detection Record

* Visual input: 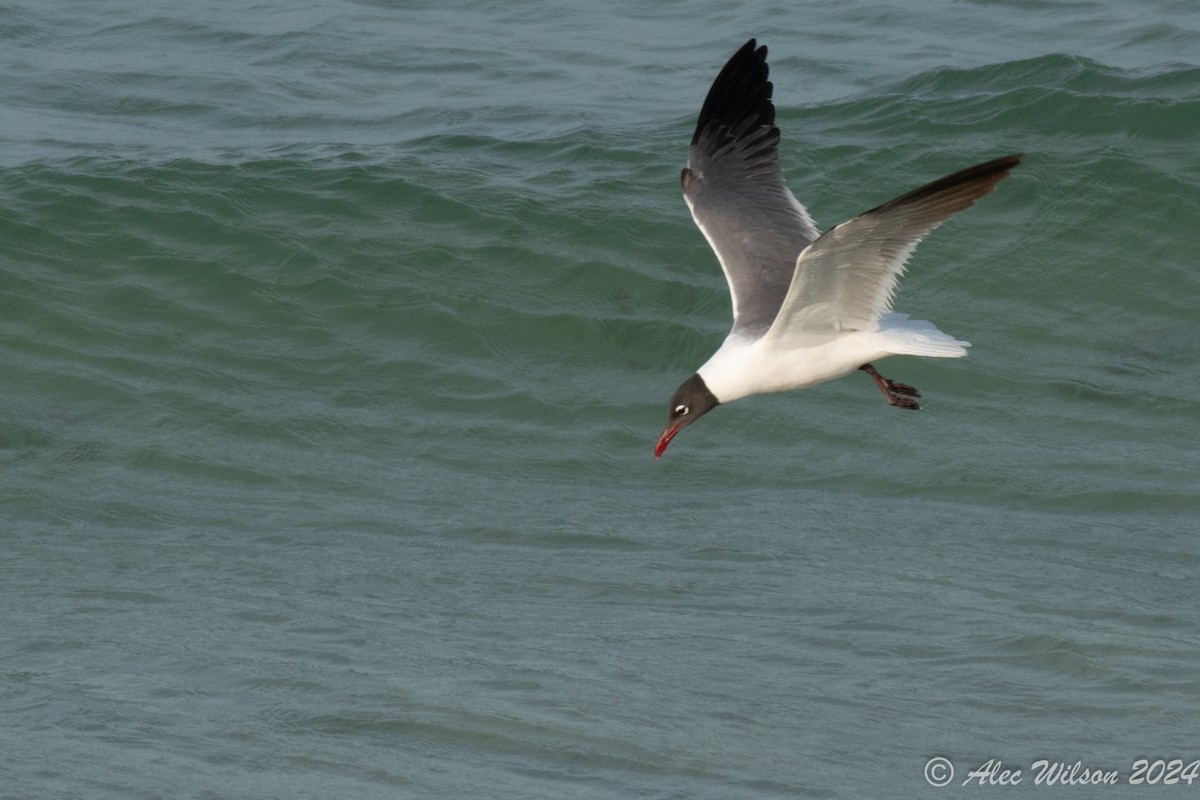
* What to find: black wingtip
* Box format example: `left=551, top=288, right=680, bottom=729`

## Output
left=692, top=39, right=774, bottom=148
left=864, top=153, right=1023, bottom=218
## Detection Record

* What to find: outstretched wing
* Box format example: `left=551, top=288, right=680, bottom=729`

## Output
left=767, top=155, right=1021, bottom=339
left=682, top=39, right=820, bottom=337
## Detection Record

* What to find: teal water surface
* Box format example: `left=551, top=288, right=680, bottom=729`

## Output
left=3, top=1, right=1199, bottom=798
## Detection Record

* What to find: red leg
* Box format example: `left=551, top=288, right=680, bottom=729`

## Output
left=859, top=363, right=921, bottom=410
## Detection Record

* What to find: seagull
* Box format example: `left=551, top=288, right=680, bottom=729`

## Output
left=654, top=39, right=1020, bottom=459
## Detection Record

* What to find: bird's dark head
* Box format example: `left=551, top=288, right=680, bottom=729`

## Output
left=655, top=373, right=720, bottom=459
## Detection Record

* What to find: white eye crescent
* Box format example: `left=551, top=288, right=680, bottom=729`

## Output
left=674, top=404, right=689, bottom=416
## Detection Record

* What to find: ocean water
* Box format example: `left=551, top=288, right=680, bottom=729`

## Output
left=2, top=0, right=1199, bottom=797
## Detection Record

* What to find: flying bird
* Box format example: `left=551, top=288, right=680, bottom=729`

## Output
left=655, top=39, right=1020, bottom=459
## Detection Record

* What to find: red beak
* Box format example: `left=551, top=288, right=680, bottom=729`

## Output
left=654, top=423, right=683, bottom=459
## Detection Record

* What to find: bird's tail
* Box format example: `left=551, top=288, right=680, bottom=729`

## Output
left=876, top=313, right=970, bottom=358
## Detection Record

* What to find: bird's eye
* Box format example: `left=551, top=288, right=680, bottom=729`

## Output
left=674, top=404, right=689, bottom=416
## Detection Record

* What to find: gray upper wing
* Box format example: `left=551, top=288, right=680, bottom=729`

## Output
left=682, top=39, right=819, bottom=337
left=767, top=155, right=1022, bottom=339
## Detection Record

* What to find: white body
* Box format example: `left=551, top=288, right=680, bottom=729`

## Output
left=698, top=312, right=968, bottom=404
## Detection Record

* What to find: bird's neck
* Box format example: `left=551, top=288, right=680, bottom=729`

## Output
left=696, top=335, right=765, bottom=404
